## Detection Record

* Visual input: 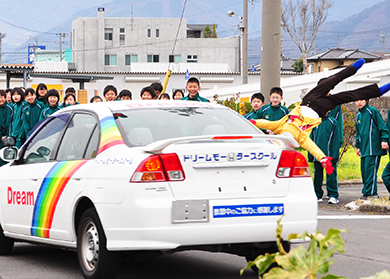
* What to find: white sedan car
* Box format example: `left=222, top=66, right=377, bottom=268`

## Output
left=0, top=101, right=317, bottom=278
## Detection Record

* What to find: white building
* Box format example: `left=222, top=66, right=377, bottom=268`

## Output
left=71, top=8, right=239, bottom=73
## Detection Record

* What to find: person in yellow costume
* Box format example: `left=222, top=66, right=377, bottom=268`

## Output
left=249, top=59, right=390, bottom=174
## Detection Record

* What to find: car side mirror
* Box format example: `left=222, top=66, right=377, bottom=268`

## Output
left=0, top=146, right=19, bottom=162
left=2, top=136, right=16, bottom=147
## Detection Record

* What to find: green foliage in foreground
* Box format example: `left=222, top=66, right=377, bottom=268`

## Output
left=241, top=217, right=390, bottom=278
left=241, top=217, right=348, bottom=278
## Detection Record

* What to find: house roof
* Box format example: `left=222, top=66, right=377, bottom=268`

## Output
left=307, top=48, right=381, bottom=61
left=0, top=64, right=34, bottom=71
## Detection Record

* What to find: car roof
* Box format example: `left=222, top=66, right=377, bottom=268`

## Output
left=54, top=100, right=227, bottom=119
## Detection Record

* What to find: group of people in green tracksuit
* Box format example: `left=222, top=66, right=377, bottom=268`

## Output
left=0, top=84, right=76, bottom=166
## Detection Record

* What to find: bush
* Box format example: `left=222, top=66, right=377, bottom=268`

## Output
left=241, top=217, right=348, bottom=278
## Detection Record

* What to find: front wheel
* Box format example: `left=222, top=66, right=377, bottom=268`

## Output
left=0, top=224, right=14, bottom=255
left=77, top=208, right=121, bottom=279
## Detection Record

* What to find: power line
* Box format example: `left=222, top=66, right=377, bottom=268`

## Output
left=0, top=18, right=57, bottom=35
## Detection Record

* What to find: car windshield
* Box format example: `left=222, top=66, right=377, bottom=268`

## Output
left=114, top=107, right=262, bottom=146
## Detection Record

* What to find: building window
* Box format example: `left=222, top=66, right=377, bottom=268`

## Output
left=125, top=55, right=137, bottom=65
left=120, top=34, right=125, bottom=45
left=120, top=28, right=125, bottom=33
left=187, top=55, right=198, bottom=63
left=169, top=55, right=181, bottom=63
left=105, top=54, right=117, bottom=66
left=125, top=55, right=131, bottom=66
left=147, top=54, right=159, bottom=63
left=147, top=29, right=151, bottom=38
left=156, top=29, right=160, bottom=38
left=104, top=28, right=113, bottom=41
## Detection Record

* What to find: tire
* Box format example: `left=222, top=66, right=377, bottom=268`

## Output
left=0, top=224, right=14, bottom=255
left=77, top=208, right=122, bottom=279
left=245, top=241, right=291, bottom=275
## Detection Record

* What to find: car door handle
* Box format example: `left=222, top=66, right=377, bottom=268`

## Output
left=31, top=175, right=39, bottom=181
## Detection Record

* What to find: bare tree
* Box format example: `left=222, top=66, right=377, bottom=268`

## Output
left=281, top=0, right=333, bottom=74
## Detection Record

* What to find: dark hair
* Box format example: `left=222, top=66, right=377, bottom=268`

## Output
left=64, top=93, right=77, bottom=104
left=0, top=89, right=5, bottom=98
left=45, top=89, right=60, bottom=105
left=103, top=85, right=117, bottom=96
left=118, top=89, right=132, bottom=99
left=65, top=87, right=76, bottom=95
left=187, top=77, right=200, bottom=86
left=25, top=87, right=37, bottom=97
left=173, top=89, right=184, bottom=99
left=270, top=87, right=283, bottom=97
left=90, top=96, right=103, bottom=103
left=11, top=87, right=25, bottom=103
left=140, top=86, right=156, bottom=99
left=5, top=88, right=11, bottom=94
left=251, top=92, right=264, bottom=103
left=36, top=83, right=47, bottom=91
left=158, top=93, right=170, bottom=100
left=150, top=82, right=163, bottom=93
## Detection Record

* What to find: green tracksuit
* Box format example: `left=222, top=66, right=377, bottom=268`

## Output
left=328, top=105, right=343, bottom=144
left=381, top=109, right=390, bottom=192
left=40, top=104, right=61, bottom=120
left=258, top=103, right=289, bottom=121
left=356, top=103, right=389, bottom=196
left=244, top=110, right=261, bottom=120
left=0, top=103, right=13, bottom=166
left=23, top=100, right=44, bottom=137
left=180, top=93, right=209, bottom=102
left=308, top=115, right=341, bottom=199
left=37, top=96, right=46, bottom=104
left=11, top=101, right=26, bottom=148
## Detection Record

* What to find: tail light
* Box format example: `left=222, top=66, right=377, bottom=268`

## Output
left=276, top=150, right=310, bottom=178
left=131, top=153, right=185, bottom=182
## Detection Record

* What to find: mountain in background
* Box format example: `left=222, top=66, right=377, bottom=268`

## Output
left=1, top=0, right=388, bottom=64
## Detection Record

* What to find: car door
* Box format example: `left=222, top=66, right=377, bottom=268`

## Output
left=48, top=112, right=99, bottom=241
left=1, top=115, right=70, bottom=237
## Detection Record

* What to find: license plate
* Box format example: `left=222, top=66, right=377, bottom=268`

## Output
left=213, top=203, right=284, bottom=218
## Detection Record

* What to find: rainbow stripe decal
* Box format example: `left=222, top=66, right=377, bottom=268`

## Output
left=98, top=115, right=125, bottom=155
left=31, top=160, right=88, bottom=238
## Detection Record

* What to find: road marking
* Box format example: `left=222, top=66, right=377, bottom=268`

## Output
left=318, top=215, right=390, bottom=220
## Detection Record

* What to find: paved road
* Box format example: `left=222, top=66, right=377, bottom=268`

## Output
left=0, top=183, right=389, bottom=279
left=316, top=182, right=390, bottom=278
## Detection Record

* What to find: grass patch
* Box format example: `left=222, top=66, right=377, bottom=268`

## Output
left=369, top=196, right=390, bottom=206
left=301, top=148, right=390, bottom=182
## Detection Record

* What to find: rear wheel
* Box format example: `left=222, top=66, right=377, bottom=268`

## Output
left=77, top=208, right=122, bottom=279
left=0, top=224, right=14, bottom=255
left=245, top=241, right=290, bottom=275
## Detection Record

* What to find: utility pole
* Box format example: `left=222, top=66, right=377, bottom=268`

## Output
left=242, top=0, right=248, bottom=84
left=379, top=34, right=387, bottom=53
left=131, top=3, right=135, bottom=31
left=261, top=0, right=281, bottom=104
left=56, top=29, right=66, bottom=61
left=0, top=33, right=6, bottom=65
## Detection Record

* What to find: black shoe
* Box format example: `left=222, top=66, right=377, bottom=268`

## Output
left=360, top=195, right=368, bottom=200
